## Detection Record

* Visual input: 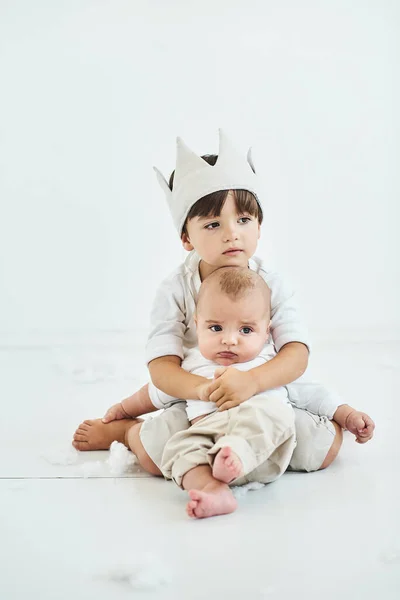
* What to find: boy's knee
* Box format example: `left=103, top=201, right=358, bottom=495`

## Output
left=129, top=422, right=163, bottom=477
left=318, top=421, right=343, bottom=470
left=137, top=451, right=162, bottom=476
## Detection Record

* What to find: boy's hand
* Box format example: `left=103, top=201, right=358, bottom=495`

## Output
left=208, top=367, right=258, bottom=412
left=344, top=410, right=375, bottom=443
left=102, top=402, right=131, bottom=424
left=196, top=380, right=214, bottom=402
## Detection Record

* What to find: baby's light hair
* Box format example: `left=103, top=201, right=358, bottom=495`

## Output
left=197, top=267, right=271, bottom=317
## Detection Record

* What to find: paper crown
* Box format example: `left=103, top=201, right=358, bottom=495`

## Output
left=153, top=129, right=261, bottom=235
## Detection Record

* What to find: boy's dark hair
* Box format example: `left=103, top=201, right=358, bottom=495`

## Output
left=168, top=154, right=263, bottom=237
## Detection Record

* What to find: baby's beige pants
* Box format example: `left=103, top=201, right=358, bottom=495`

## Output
left=160, top=390, right=296, bottom=488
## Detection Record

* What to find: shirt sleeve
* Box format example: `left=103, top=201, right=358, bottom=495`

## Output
left=145, top=272, right=187, bottom=365
left=147, top=349, right=199, bottom=408
left=263, top=270, right=311, bottom=353
left=286, top=376, right=342, bottom=420
left=147, top=381, right=181, bottom=409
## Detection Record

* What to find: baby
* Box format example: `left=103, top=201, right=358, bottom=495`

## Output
left=149, top=264, right=275, bottom=420
left=145, top=265, right=296, bottom=517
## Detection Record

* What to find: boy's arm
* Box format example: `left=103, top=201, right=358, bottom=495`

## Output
left=250, top=342, right=309, bottom=394
left=149, top=355, right=208, bottom=400
left=102, top=383, right=159, bottom=423
left=120, top=384, right=158, bottom=418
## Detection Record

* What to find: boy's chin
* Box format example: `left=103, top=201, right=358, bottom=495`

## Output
left=219, top=256, right=249, bottom=268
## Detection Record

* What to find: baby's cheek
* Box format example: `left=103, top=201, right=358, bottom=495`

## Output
left=198, top=338, right=215, bottom=361
left=242, top=337, right=265, bottom=361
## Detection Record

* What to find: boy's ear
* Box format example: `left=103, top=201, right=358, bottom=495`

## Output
left=181, top=232, right=194, bottom=251
left=258, top=222, right=261, bottom=240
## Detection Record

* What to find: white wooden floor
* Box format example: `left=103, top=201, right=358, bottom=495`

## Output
left=1, top=338, right=399, bottom=600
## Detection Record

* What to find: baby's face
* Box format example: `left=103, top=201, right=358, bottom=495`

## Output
left=195, top=288, right=270, bottom=366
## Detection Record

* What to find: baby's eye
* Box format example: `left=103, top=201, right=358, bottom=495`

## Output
left=240, top=327, right=253, bottom=334
left=210, top=325, right=222, bottom=332
left=205, top=221, right=220, bottom=230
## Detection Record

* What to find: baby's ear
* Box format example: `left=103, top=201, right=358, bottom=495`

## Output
left=181, top=232, right=194, bottom=251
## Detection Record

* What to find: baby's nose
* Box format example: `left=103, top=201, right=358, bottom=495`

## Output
left=222, top=334, right=238, bottom=345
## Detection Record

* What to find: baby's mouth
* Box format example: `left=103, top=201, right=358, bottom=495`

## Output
left=217, top=352, right=237, bottom=358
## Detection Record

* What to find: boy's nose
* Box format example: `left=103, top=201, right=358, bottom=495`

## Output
left=223, top=224, right=239, bottom=242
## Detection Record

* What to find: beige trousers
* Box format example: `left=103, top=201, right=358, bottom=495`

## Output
left=160, top=390, right=296, bottom=488
left=140, top=401, right=336, bottom=475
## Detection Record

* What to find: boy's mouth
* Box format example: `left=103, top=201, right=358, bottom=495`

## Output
left=223, top=248, right=243, bottom=255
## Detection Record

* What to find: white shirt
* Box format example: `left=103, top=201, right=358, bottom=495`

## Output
left=145, top=251, right=341, bottom=419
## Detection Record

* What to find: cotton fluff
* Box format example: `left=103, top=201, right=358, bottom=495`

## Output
left=232, top=481, right=265, bottom=499
left=105, top=552, right=172, bottom=590
left=79, top=442, right=136, bottom=478
left=44, top=441, right=136, bottom=477
left=106, top=441, right=136, bottom=476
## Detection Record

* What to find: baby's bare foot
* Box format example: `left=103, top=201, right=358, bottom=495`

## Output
left=186, top=485, right=238, bottom=519
left=72, top=418, right=142, bottom=451
left=212, top=446, right=243, bottom=484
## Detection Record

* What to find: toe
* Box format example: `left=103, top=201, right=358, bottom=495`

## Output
left=74, top=433, right=87, bottom=442
left=84, top=420, right=94, bottom=425
left=194, top=506, right=205, bottom=519
left=188, top=489, right=201, bottom=501
left=72, top=441, right=89, bottom=450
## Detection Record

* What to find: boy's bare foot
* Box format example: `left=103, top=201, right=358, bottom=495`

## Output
left=72, top=418, right=142, bottom=451
left=212, top=446, right=243, bottom=484
left=186, top=483, right=238, bottom=519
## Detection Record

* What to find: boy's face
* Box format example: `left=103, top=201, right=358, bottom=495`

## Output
left=181, top=192, right=260, bottom=275
left=195, top=287, right=270, bottom=366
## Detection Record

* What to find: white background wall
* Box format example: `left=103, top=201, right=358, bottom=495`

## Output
left=0, top=0, right=399, bottom=342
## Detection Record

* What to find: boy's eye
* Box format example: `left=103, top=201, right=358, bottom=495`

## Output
left=238, top=217, right=251, bottom=224
left=205, top=222, right=219, bottom=230
left=240, top=327, right=253, bottom=334
left=210, top=325, right=222, bottom=332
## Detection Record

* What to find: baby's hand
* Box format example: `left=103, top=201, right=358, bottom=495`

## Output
left=208, top=367, right=258, bottom=412
left=345, top=410, right=375, bottom=443
left=102, top=402, right=131, bottom=424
